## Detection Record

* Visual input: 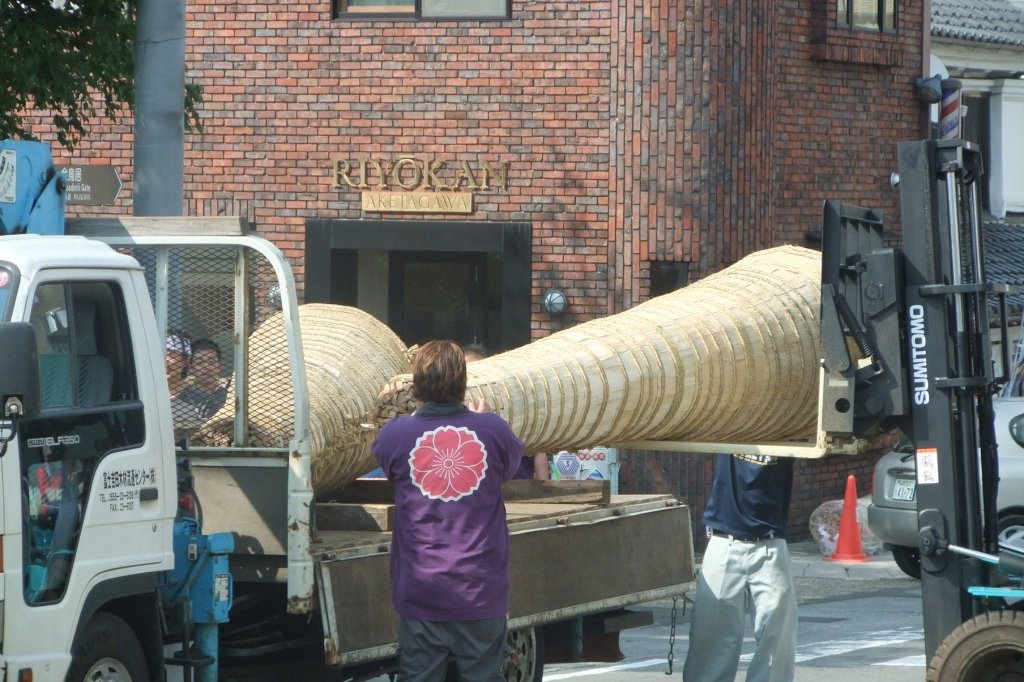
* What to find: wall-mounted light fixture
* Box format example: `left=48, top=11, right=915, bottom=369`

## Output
left=542, top=288, right=568, bottom=316
left=915, top=75, right=943, bottom=104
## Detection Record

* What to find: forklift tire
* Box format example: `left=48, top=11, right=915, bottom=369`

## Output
left=926, top=610, right=1024, bottom=682
left=66, top=613, right=149, bottom=682
left=504, top=625, right=544, bottom=682
left=891, top=545, right=922, bottom=580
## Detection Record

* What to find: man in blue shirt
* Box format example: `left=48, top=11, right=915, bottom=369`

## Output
left=683, top=453, right=796, bottom=682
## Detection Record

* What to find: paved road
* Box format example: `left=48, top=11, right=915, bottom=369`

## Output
left=543, top=542, right=925, bottom=681
left=328, top=542, right=925, bottom=682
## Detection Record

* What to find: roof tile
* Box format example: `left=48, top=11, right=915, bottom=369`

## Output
left=932, top=0, right=1024, bottom=47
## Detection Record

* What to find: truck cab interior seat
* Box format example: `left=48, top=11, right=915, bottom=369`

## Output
left=76, top=356, right=113, bottom=405
left=71, top=300, right=113, bottom=406
left=37, top=300, right=113, bottom=408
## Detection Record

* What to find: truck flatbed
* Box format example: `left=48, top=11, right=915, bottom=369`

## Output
left=310, top=490, right=693, bottom=666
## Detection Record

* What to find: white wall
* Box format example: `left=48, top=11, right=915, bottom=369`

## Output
left=990, top=79, right=1024, bottom=217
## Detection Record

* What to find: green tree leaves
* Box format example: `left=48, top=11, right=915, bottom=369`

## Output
left=0, top=0, right=201, bottom=149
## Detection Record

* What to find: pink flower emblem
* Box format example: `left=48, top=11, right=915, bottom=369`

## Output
left=409, top=426, right=489, bottom=501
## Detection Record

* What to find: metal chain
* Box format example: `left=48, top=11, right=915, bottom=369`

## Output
left=665, top=596, right=679, bottom=675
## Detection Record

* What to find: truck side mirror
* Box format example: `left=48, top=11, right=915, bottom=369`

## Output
left=0, top=323, right=40, bottom=422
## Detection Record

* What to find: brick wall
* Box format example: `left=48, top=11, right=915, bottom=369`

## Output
left=35, top=0, right=924, bottom=324
left=772, top=0, right=925, bottom=243
left=609, top=0, right=777, bottom=312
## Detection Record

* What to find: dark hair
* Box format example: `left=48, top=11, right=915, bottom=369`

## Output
left=412, top=340, right=466, bottom=405
left=191, top=338, right=222, bottom=362
left=461, top=342, right=489, bottom=360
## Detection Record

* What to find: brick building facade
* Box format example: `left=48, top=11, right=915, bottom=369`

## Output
left=33, top=0, right=927, bottom=541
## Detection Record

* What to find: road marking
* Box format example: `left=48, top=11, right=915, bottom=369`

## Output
left=739, top=627, right=925, bottom=664
left=550, top=627, right=924, bottom=678
left=543, top=658, right=665, bottom=679
left=874, top=654, right=926, bottom=666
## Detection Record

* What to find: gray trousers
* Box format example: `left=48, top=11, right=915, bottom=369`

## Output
left=397, top=617, right=507, bottom=682
left=682, top=536, right=796, bottom=682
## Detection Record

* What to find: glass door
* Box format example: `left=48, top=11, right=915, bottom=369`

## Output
left=388, top=251, right=490, bottom=348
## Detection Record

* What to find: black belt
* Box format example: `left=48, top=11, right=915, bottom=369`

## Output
left=706, top=527, right=777, bottom=543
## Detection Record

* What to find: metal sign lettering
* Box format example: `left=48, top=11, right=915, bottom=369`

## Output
left=59, top=164, right=122, bottom=205
left=362, top=190, right=473, bottom=214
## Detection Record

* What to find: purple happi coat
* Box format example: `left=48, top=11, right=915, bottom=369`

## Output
left=371, top=403, right=525, bottom=621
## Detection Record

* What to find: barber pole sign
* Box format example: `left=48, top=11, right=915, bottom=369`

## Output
left=939, top=83, right=962, bottom=140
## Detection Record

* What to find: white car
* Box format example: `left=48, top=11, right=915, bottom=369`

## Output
left=867, top=397, right=1024, bottom=578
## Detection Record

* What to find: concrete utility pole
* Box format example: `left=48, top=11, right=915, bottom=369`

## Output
left=134, top=0, right=185, bottom=216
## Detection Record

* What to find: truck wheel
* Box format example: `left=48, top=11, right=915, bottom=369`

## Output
left=998, top=511, right=1024, bottom=552
left=891, top=545, right=921, bottom=580
left=67, top=613, right=149, bottom=682
left=926, top=610, right=1024, bottom=682
left=505, top=626, right=544, bottom=682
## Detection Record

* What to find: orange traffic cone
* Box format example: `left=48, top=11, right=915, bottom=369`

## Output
left=827, top=474, right=869, bottom=563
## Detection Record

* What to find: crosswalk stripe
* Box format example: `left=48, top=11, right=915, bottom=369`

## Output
left=739, top=627, right=925, bottom=664
left=873, top=654, right=927, bottom=666
left=543, top=658, right=666, bottom=679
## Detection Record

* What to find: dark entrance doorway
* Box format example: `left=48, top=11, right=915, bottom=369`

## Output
left=388, top=250, right=496, bottom=347
left=304, top=220, right=531, bottom=352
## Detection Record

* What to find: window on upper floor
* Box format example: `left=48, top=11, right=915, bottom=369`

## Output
left=336, top=0, right=510, bottom=20
left=837, top=0, right=896, bottom=32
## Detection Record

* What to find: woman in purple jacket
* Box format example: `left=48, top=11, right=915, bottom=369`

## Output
left=372, top=340, right=525, bottom=682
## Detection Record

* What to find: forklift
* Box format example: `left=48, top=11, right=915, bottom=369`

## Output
left=819, top=138, right=1024, bottom=680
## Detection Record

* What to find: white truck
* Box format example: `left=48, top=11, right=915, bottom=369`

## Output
left=0, top=213, right=694, bottom=682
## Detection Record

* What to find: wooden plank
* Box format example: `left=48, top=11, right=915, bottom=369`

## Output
left=336, top=478, right=611, bottom=505
left=336, top=479, right=395, bottom=505
left=316, top=503, right=395, bottom=532
left=615, top=436, right=865, bottom=458
left=505, top=503, right=592, bottom=523
left=312, top=529, right=391, bottom=557
left=501, top=479, right=611, bottom=504
left=66, top=216, right=249, bottom=239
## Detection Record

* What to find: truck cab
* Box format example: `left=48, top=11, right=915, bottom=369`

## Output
left=0, top=235, right=177, bottom=681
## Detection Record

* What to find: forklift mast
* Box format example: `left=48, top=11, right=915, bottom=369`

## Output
left=819, top=138, right=1017, bottom=659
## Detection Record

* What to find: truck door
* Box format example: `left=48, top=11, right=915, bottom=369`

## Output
left=16, top=276, right=162, bottom=613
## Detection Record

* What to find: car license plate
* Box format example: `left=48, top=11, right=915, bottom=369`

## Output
left=892, top=478, right=916, bottom=502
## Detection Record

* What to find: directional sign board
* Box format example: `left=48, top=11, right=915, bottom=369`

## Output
left=59, top=165, right=122, bottom=205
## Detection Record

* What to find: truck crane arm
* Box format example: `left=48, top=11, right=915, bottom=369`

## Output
left=0, top=140, right=66, bottom=236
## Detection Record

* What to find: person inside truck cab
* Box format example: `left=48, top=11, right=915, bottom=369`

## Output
left=166, top=332, right=203, bottom=439
left=182, top=338, right=229, bottom=419
left=372, top=340, right=525, bottom=682
left=166, top=332, right=191, bottom=397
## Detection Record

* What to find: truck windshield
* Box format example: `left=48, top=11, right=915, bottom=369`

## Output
left=0, top=267, right=14, bottom=321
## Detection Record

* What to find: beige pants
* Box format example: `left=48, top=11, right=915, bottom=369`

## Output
left=683, top=535, right=796, bottom=682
